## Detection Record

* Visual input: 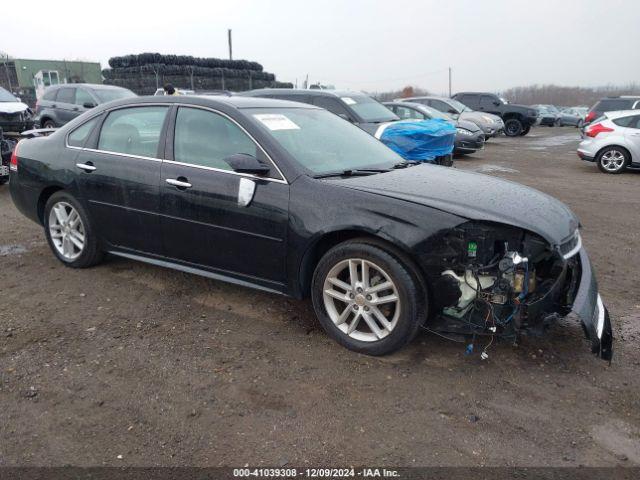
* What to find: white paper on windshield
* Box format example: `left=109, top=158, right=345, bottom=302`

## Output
left=341, top=97, right=357, bottom=105
left=253, top=114, right=300, bottom=131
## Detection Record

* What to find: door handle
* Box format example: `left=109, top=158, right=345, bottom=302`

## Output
left=166, top=178, right=192, bottom=189
left=76, top=162, right=96, bottom=172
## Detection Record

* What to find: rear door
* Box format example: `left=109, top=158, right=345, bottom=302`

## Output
left=74, top=105, right=170, bottom=254
left=160, top=106, right=289, bottom=291
left=623, top=115, right=640, bottom=163
left=54, top=87, right=78, bottom=125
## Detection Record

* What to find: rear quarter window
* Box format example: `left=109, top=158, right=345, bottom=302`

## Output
left=67, top=116, right=100, bottom=147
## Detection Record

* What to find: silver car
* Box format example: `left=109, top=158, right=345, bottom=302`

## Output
left=577, top=110, right=640, bottom=173
left=558, top=107, right=588, bottom=127
left=395, top=96, right=504, bottom=138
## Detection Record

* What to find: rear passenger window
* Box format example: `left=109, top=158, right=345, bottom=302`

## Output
left=68, top=117, right=100, bottom=147
left=173, top=107, right=260, bottom=172
left=98, top=106, right=169, bottom=158
left=613, top=116, right=633, bottom=127
left=56, top=88, right=75, bottom=104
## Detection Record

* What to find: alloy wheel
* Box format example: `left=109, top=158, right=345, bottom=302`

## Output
left=48, top=202, right=85, bottom=261
left=322, top=258, right=400, bottom=342
left=600, top=150, right=625, bottom=172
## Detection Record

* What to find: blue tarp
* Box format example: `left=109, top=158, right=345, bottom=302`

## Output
left=377, top=119, right=456, bottom=162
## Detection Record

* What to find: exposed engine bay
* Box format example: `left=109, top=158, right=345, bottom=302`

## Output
left=424, top=222, right=584, bottom=357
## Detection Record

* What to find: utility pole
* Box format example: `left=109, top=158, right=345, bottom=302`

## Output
left=448, top=67, right=452, bottom=97
left=2, top=54, right=13, bottom=92
left=228, top=29, right=233, bottom=60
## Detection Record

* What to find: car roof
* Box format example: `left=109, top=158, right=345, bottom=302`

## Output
left=384, top=101, right=425, bottom=108
left=90, top=94, right=321, bottom=111
left=47, top=83, right=130, bottom=90
left=241, top=88, right=366, bottom=98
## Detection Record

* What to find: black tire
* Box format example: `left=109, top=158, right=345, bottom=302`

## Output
left=555, top=118, right=563, bottom=127
left=519, top=125, right=531, bottom=136
left=311, top=240, right=426, bottom=356
left=504, top=118, right=524, bottom=136
left=596, top=147, right=630, bottom=174
left=41, top=119, right=56, bottom=129
left=43, top=191, right=103, bottom=268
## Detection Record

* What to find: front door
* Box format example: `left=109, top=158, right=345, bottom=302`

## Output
left=160, top=106, right=289, bottom=292
left=75, top=105, right=170, bottom=254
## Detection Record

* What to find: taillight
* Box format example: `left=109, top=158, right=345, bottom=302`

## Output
left=585, top=123, right=614, bottom=138
left=9, top=141, right=19, bottom=172
left=585, top=111, right=596, bottom=123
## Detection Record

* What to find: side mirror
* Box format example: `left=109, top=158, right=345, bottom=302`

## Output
left=16, top=97, right=22, bottom=103
left=83, top=102, right=97, bottom=109
left=493, top=101, right=500, bottom=106
left=225, top=153, right=270, bottom=175
left=447, top=109, right=457, bottom=114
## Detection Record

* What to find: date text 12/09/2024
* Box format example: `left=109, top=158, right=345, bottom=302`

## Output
left=233, top=468, right=400, bottom=478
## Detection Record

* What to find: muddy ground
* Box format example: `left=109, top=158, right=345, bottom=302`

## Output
left=1, top=126, right=639, bottom=467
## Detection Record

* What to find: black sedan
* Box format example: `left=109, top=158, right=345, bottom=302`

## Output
left=9, top=96, right=612, bottom=360
left=384, top=101, right=485, bottom=155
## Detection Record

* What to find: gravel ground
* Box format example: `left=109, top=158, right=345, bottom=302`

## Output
left=1, top=126, right=639, bottom=467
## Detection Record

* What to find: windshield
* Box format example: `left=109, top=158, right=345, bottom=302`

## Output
left=246, top=108, right=402, bottom=175
left=341, top=95, right=398, bottom=123
left=418, top=105, right=452, bottom=121
left=92, top=87, right=136, bottom=103
left=0, top=87, right=18, bottom=102
left=447, top=98, right=470, bottom=113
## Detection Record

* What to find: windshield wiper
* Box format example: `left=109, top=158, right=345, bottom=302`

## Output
left=313, top=168, right=390, bottom=179
left=392, top=161, right=419, bottom=169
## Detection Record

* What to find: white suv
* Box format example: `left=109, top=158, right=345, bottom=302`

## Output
left=577, top=110, right=640, bottom=174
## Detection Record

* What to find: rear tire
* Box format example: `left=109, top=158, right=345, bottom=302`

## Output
left=311, top=240, right=426, bottom=356
left=504, top=118, right=524, bottom=136
left=596, top=147, right=629, bottom=174
left=44, top=191, right=103, bottom=268
left=41, top=119, right=56, bottom=129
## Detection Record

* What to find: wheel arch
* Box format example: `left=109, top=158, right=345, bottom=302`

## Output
left=595, top=144, right=631, bottom=161
left=296, top=228, right=428, bottom=302
left=37, top=185, right=65, bottom=224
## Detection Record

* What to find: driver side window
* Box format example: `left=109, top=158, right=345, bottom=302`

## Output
left=173, top=107, right=260, bottom=172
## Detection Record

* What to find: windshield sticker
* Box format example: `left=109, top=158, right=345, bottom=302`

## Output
left=253, top=114, right=300, bottom=131
left=341, top=97, right=357, bottom=105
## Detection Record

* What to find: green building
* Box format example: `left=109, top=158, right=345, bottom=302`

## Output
left=0, top=58, right=102, bottom=107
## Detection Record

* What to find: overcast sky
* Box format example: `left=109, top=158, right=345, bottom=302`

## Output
left=3, top=0, right=639, bottom=94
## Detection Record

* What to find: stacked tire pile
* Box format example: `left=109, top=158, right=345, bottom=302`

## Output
left=103, top=53, right=292, bottom=94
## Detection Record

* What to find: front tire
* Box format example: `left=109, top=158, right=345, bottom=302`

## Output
left=519, top=125, right=531, bottom=136
left=41, top=119, right=56, bottom=129
left=596, top=147, right=630, bottom=174
left=311, top=240, right=426, bottom=355
left=504, top=118, right=524, bottom=136
left=44, top=191, right=103, bottom=268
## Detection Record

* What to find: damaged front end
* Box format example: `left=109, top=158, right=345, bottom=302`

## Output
left=422, top=222, right=613, bottom=361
